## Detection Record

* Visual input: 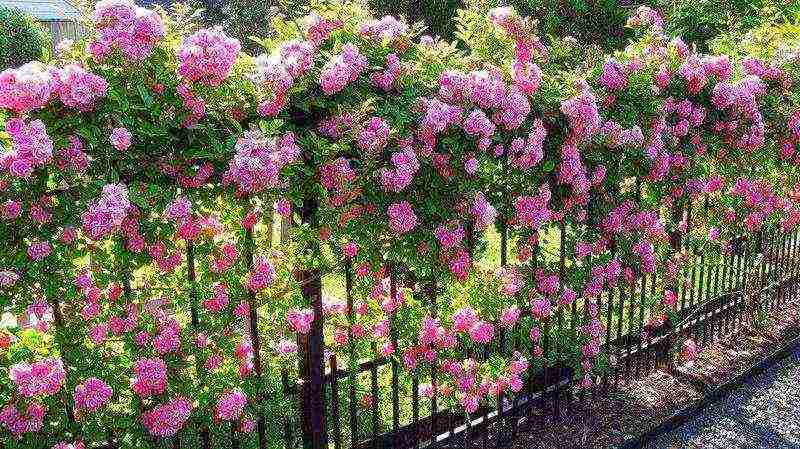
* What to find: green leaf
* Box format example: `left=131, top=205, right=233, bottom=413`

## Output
left=138, top=85, right=154, bottom=108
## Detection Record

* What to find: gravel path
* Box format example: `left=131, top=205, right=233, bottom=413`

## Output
left=644, top=346, right=800, bottom=449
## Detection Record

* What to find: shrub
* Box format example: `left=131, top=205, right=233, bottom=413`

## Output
left=0, top=6, right=52, bottom=69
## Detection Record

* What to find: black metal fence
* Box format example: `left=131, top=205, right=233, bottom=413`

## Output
left=303, top=228, right=800, bottom=449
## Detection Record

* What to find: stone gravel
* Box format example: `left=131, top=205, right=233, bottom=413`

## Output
left=644, top=346, right=800, bottom=449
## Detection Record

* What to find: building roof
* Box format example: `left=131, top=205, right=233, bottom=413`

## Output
left=138, top=0, right=175, bottom=7
left=0, top=0, right=82, bottom=21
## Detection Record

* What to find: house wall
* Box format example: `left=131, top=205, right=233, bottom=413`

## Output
left=41, top=19, right=86, bottom=47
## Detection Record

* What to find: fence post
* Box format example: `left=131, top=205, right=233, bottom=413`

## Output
left=297, top=195, right=328, bottom=449
left=48, top=290, right=76, bottom=427
left=243, top=225, right=268, bottom=448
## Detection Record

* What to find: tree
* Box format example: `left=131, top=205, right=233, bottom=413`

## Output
left=0, top=6, right=52, bottom=69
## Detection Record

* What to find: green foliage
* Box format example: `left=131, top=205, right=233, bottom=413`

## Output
left=370, top=0, right=465, bottom=40
left=508, top=0, right=648, bottom=50
left=0, top=6, right=52, bottom=69
left=710, top=5, right=800, bottom=59
left=192, top=0, right=273, bottom=53
left=659, top=0, right=783, bottom=52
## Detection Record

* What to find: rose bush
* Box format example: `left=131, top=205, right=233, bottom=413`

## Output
left=1, top=0, right=800, bottom=447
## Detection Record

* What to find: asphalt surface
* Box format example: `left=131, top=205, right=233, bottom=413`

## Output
left=644, top=347, right=800, bottom=449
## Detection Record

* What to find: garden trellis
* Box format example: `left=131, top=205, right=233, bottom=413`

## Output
left=2, top=1, right=800, bottom=449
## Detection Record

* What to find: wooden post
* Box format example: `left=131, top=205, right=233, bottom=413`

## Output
left=244, top=227, right=268, bottom=448
left=297, top=195, right=328, bottom=449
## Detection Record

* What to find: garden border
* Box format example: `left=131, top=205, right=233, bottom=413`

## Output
left=615, top=330, right=800, bottom=449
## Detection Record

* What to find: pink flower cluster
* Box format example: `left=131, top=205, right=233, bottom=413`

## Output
left=2, top=200, right=22, bottom=220
left=560, top=86, right=600, bottom=141
left=358, top=16, right=408, bottom=43
left=599, top=58, right=628, bottom=91
left=110, top=127, right=132, bottom=151
left=387, top=201, right=418, bottom=234
left=742, top=56, right=787, bottom=83
left=513, top=185, right=552, bottom=230
left=215, top=389, right=247, bottom=421
left=56, top=135, right=89, bottom=173
left=304, top=12, right=342, bottom=45
left=471, top=192, right=498, bottom=230
left=152, top=319, right=181, bottom=354
left=0, top=402, right=45, bottom=437
left=380, top=149, right=419, bottom=193
left=141, top=396, right=192, bottom=437
left=711, top=77, right=766, bottom=153
left=0, top=62, right=54, bottom=113
left=627, top=6, right=664, bottom=31
left=247, top=255, right=276, bottom=292
left=286, top=308, right=315, bottom=334
left=509, top=119, right=546, bottom=170
left=494, top=88, right=531, bottom=130
left=321, top=157, right=357, bottom=204
left=177, top=27, right=241, bottom=86
left=164, top=195, right=191, bottom=223
left=2, top=118, right=53, bottom=178
left=438, top=70, right=468, bottom=103
left=27, top=240, right=52, bottom=261
left=319, top=44, right=367, bottom=95
left=9, top=357, right=65, bottom=397
left=371, top=53, right=402, bottom=91
left=54, top=65, right=109, bottom=111
left=358, top=117, right=390, bottom=154
left=254, top=40, right=316, bottom=117
left=204, top=283, right=230, bottom=312
left=466, top=69, right=506, bottom=109
left=0, top=270, right=19, bottom=287
left=223, top=131, right=300, bottom=194
left=131, top=357, right=168, bottom=399
left=318, top=112, right=355, bottom=139
left=435, top=222, right=465, bottom=250
left=512, top=60, right=542, bottom=95
left=463, top=107, right=495, bottom=136
left=73, top=377, right=113, bottom=413
left=90, top=0, right=165, bottom=61
left=418, top=97, right=463, bottom=149
left=81, top=183, right=130, bottom=240
left=601, top=121, right=644, bottom=148
left=148, top=241, right=183, bottom=273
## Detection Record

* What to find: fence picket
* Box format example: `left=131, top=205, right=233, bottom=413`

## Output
left=330, top=354, right=343, bottom=449
left=185, top=239, right=212, bottom=449
left=388, top=266, right=401, bottom=443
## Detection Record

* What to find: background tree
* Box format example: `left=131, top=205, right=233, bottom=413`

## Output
left=0, top=6, right=52, bottom=70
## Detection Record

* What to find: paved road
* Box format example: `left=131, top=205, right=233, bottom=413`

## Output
left=644, top=347, right=800, bottom=449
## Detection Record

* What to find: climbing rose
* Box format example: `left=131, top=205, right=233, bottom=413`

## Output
left=319, top=43, right=367, bottom=95
left=141, top=396, right=192, bottom=437
left=177, top=27, right=241, bottom=86
left=54, top=64, right=108, bottom=111
left=90, top=0, right=165, bottom=61
left=9, top=357, right=66, bottom=397
left=0, top=402, right=45, bottom=437
left=110, top=127, right=132, bottom=151
left=131, top=357, right=168, bottom=399
left=0, top=61, right=55, bottom=113
left=73, top=378, right=113, bottom=413
left=387, top=201, right=417, bottom=234
left=215, top=389, right=247, bottom=421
